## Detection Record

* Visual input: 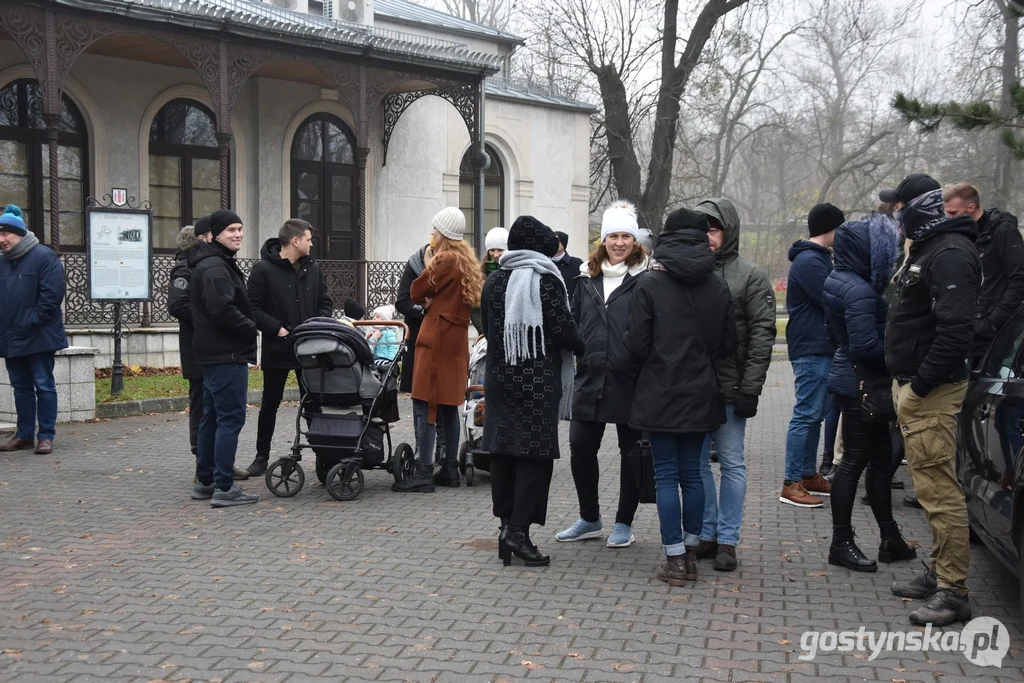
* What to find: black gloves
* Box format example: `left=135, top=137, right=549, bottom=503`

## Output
left=732, top=393, right=759, bottom=418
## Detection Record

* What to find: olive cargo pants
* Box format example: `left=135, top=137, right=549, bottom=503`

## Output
left=893, top=380, right=970, bottom=595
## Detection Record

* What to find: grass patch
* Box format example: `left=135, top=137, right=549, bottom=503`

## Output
left=96, top=368, right=299, bottom=403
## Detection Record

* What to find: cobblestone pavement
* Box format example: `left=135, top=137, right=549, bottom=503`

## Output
left=1, top=362, right=1022, bottom=682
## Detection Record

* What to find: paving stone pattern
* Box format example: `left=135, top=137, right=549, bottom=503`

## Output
left=1, top=362, right=1022, bottom=682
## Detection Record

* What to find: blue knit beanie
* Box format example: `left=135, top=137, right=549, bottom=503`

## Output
left=0, top=204, right=27, bottom=236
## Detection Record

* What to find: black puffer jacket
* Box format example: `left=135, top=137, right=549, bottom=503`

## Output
left=188, top=241, right=258, bottom=365
left=974, top=208, right=1024, bottom=346
left=621, top=214, right=736, bottom=433
left=247, top=238, right=334, bottom=370
left=395, top=245, right=428, bottom=392
left=167, top=248, right=201, bottom=380
left=571, top=258, right=647, bottom=423
left=885, top=215, right=981, bottom=395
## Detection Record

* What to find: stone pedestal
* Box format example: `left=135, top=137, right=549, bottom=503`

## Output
left=0, top=347, right=98, bottom=430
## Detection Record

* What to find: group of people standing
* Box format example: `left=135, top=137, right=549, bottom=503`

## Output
left=781, top=173, right=1024, bottom=627
left=169, top=211, right=336, bottom=507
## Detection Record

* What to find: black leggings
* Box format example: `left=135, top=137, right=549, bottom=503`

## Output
left=830, top=395, right=896, bottom=530
left=413, top=399, right=459, bottom=466
left=569, top=421, right=642, bottom=526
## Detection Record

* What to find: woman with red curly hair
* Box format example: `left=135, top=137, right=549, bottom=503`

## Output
left=393, top=207, right=484, bottom=493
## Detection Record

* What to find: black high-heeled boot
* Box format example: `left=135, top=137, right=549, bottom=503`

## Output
left=497, top=518, right=511, bottom=563
left=878, top=522, right=917, bottom=563
left=828, top=526, right=877, bottom=572
left=503, top=525, right=551, bottom=567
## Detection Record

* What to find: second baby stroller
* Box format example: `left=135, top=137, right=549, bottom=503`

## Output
left=264, top=317, right=415, bottom=501
left=458, top=335, right=491, bottom=485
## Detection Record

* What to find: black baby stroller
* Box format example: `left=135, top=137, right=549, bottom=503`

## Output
left=264, top=317, right=416, bottom=501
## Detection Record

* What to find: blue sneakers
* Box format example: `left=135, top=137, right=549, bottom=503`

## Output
left=555, top=518, right=604, bottom=542
left=606, top=523, right=635, bottom=548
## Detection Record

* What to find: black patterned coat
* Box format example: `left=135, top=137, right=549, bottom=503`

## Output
left=480, top=269, right=585, bottom=460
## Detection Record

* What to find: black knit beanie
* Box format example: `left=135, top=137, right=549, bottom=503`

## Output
left=193, top=215, right=211, bottom=238
left=808, top=203, right=845, bottom=238
left=209, top=210, right=242, bottom=238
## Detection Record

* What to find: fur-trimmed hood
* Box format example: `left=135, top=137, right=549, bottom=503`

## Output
left=832, top=213, right=899, bottom=294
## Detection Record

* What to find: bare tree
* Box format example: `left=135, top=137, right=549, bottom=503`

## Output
left=430, top=0, right=515, bottom=29
left=538, top=0, right=750, bottom=232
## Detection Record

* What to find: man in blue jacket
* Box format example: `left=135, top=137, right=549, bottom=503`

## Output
left=781, top=203, right=844, bottom=508
left=0, top=205, right=67, bottom=455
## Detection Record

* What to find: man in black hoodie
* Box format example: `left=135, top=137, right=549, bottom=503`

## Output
left=942, top=182, right=1024, bottom=360
left=189, top=210, right=260, bottom=508
left=882, top=173, right=980, bottom=626
left=246, top=219, right=333, bottom=475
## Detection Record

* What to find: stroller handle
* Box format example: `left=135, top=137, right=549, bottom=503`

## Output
left=466, top=384, right=484, bottom=398
left=353, top=319, right=410, bottom=338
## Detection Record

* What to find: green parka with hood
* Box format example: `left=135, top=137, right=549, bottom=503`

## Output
left=694, top=198, right=777, bottom=401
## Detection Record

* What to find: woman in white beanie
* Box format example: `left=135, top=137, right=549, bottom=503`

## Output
left=393, top=207, right=485, bottom=493
left=556, top=199, right=650, bottom=548
left=470, top=227, right=509, bottom=332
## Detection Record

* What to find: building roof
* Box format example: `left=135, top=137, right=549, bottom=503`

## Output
left=485, top=77, right=597, bottom=114
left=374, top=0, right=522, bottom=46
left=59, top=0, right=504, bottom=75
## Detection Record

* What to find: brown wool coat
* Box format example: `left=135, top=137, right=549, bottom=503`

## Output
left=410, top=252, right=471, bottom=422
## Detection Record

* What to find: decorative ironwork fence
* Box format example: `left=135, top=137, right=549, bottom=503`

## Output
left=60, top=255, right=408, bottom=327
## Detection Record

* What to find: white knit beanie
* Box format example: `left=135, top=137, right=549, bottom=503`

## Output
left=484, top=227, right=508, bottom=251
left=432, top=207, right=466, bottom=241
left=601, top=200, right=640, bottom=241
left=373, top=304, right=397, bottom=320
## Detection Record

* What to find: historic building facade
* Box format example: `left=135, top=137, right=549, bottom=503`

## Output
left=0, top=0, right=593, bottom=286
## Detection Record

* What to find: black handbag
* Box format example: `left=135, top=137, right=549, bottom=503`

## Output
left=857, top=366, right=896, bottom=422
left=629, top=436, right=658, bottom=504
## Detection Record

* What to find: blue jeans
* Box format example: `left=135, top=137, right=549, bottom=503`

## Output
left=649, top=432, right=707, bottom=556
left=196, top=363, right=248, bottom=490
left=784, top=355, right=832, bottom=482
left=699, top=404, right=747, bottom=546
left=5, top=352, right=57, bottom=441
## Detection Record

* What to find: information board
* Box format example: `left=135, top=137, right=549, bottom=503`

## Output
left=87, top=208, right=152, bottom=301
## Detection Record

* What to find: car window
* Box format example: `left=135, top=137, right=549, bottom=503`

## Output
left=985, top=309, right=1024, bottom=378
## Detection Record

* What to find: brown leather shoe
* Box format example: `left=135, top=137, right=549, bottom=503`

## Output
left=779, top=481, right=823, bottom=508
left=0, top=437, right=33, bottom=451
left=802, top=472, right=832, bottom=496
left=657, top=555, right=689, bottom=587
left=34, top=439, right=52, bottom=454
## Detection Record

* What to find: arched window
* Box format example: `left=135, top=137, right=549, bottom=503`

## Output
left=0, top=79, right=88, bottom=247
left=459, top=144, right=504, bottom=247
left=148, top=99, right=220, bottom=251
left=290, top=113, right=358, bottom=261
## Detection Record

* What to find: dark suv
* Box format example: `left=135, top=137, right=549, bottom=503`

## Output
left=958, top=308, right=1024, bottom=615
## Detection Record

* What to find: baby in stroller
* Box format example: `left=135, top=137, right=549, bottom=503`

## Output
left=262, top=316, right=416, bottom=501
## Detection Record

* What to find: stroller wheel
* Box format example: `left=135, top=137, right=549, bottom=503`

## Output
left=393, top=442, right=415, bottom=485
left=465, top=464, right=475, bottom=487
left=458, top=441, right=470, bottom=475
left=327, top=460, right=364, bottom=501
left=266, top=459, right=305, bottom=497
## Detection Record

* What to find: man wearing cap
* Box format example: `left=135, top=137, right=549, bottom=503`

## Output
left=188, top=209, right=260, bottom=507
left=781, top=203, right=846, bottom=508
left=883, top=173, right=980, bottom=626
left=168, top=217, right=233, bottom=477
left=553, top=231, right=584, bottom=302
left=0, top=204, right=66, bottom=455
